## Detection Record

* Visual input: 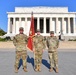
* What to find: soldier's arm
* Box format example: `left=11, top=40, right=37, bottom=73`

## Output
left=13, top=36, right=17, bottom=46
left=57, top=40, right=59, bottom=48
left=32, top=37, right=35, bottom=52
left=25, top=35, right=29, bottom=44
left=56, top=37, right=59, bottom=48
left=46, top=37, right=49, bottom=48
left=42, top=36, right=46, bottom=49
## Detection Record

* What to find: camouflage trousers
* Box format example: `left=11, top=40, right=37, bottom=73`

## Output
left=15, top=50, right=27, bottom=69
left=34, top=50, right=43, bottom=67
left=48, top=51, right=58, bottom=68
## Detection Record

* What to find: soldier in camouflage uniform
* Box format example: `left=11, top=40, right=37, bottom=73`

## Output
left=13, top=27, right=28, bottom=73
left=33, top=29, right=45, bottom=72
left=46, top=31, right=59, bottom=73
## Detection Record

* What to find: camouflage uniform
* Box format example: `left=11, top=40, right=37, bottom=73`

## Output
left=33, top=34, right=45, bottom=71
left=47, top=36, right=59, bottom=69
left=13, top=33, right=28, bottom=69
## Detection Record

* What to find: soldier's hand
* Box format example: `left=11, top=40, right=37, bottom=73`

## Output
left=33, top=48, right=35, bottom=53
left=42, top=50, right=43, bottom=53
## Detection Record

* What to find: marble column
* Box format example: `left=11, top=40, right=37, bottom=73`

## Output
left=13, top=18, right=15, bottom=34
left=37, top=17, right=40, bottom=30
left=62, top=17, right=64, bottom=34
left=19, top=17, right=21, bottom=28
left=68, top=17, right=71, bottom=33
left=44, top=17, right=46, bottom=34
left=25, top=18, right=27, bottom=25
left=50, top=17, right=52, bottom=31
left=25, top=17, right=27, bottom=34
left=73, top=17, right=75, bottom=33
left=7, top=17, right=10, bottom=34
left=56, top=17, right=58, bottom=34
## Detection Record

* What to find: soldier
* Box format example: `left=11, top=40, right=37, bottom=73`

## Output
left=46, top=31, right=59, bottom=73
left=33, top=29, right=45, bottom=72
left=13, top=27, right=28, bottom=73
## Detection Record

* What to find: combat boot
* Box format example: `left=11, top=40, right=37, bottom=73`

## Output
left=15, top=67, right=18, bottom=73
left=38, top=65, right=41, bottom=72
left=23, top=67, right=28, bottom=72
left=35, top=65, right=38, bottom=72
left=55, top=68, right=58, bottom=73
left=49, top=68, right=53, bottom=72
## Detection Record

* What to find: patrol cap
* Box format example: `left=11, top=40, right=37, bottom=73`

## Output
left=19, top=27, right=24, bottom=30
left=37, top=29, right=40, bottom=32
left=50, top=31, right=54, bottom=34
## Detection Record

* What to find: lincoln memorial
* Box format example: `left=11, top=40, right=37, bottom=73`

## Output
left=7, top=7, right=76, bottom=37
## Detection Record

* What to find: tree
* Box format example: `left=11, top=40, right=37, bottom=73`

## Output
left=0, top=28, right=6, bottom=36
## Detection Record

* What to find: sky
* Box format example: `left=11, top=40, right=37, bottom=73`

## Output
left=0, top=0, right=76, bottom=32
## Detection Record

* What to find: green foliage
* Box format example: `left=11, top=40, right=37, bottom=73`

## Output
left=0, top=37, right=12, bottom=41
left=73, top=39, right=76, bottom=41
left=0, top=38, right=6, bottom=41
left=68, top=39, right=76, bottom=41
left=0, top=28, right=6, bottom=36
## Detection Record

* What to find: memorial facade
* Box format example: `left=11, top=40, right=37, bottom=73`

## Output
left=7, top=7, right=76, bottom=36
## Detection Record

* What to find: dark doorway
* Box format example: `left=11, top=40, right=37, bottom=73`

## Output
left=40, top=18, right=44, bottom=33
left=46, top=18, right=50, bottom=33
left=70, top=18, right=73, bottom=33
left=34, top=18, right=37, bottom=33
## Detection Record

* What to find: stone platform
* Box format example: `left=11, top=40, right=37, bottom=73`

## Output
left=0, top=49, right=76, bottom=75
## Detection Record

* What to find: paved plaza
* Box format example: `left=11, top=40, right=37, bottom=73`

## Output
left=0, top=48, right=76, bottom=75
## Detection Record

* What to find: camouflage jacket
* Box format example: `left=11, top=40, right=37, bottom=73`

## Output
left=33, top=35, right=45, bottom=50
left=46, top=36, right=59, bottom=52
left=13, top=34, right=28, bottom=51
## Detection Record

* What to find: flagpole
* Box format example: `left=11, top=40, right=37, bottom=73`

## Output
left=27, top=12, right=35, bottom=51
